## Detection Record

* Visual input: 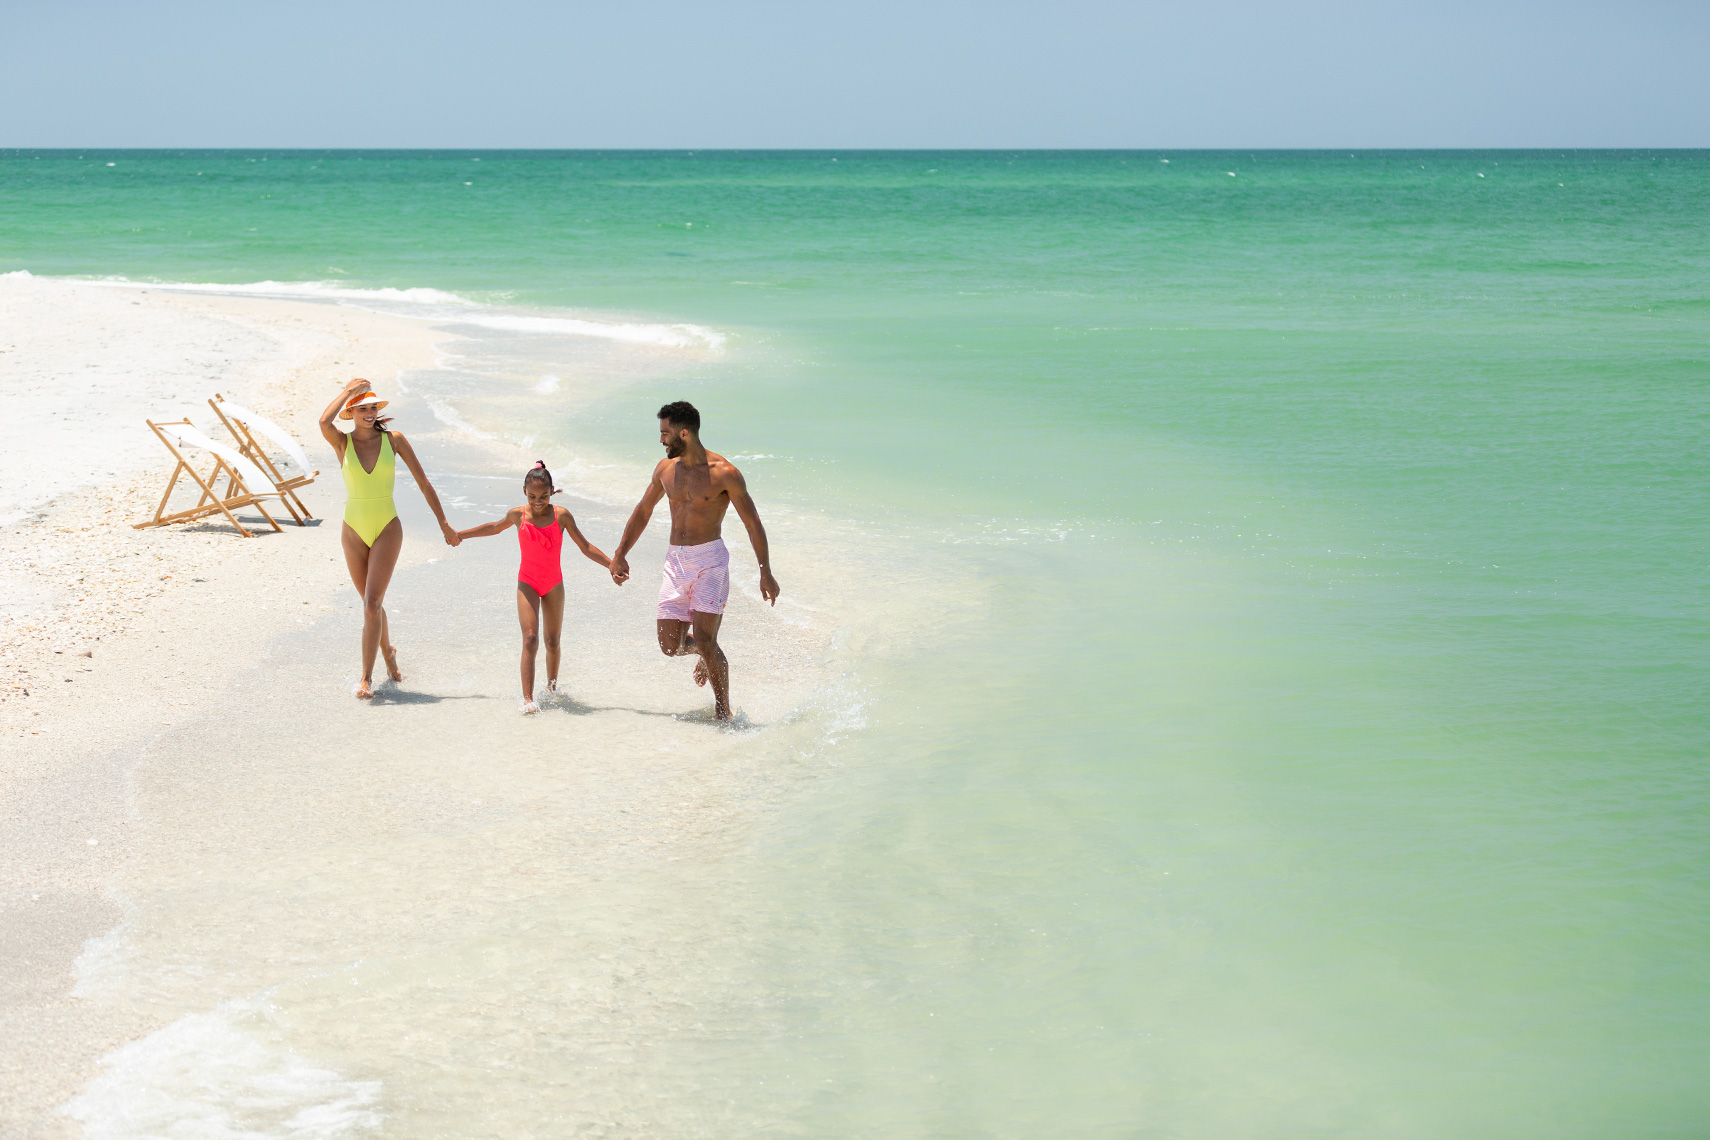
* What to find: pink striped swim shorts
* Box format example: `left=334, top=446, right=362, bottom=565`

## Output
left=657, top=538, right=730, bottom=620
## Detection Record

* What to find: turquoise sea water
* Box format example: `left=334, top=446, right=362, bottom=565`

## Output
left=5, top=151, right=1708, bottom=1136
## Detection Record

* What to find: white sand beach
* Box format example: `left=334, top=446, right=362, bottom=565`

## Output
left=0, top=274, right=839, bottom=1137
left=0, top=274, right=452, bottom=1130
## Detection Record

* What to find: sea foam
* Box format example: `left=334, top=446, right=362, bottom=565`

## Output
left=63, top=1002, right=382, bottom=1140
left=425, top=398, right=496, bottom=440
left=85, top=276, right=470, bottom=306
left=450, top=311, right=725, bottom=351
left=79, top=276, right=726, bottom=350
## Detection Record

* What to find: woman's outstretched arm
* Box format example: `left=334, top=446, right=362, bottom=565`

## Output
left=458, top=507, right=524, bottom=541
left=558, top=507, right=612, bottom=569
left=319, top=378, right=369, bottom=457
left=389, top=431, right=460, bottom=547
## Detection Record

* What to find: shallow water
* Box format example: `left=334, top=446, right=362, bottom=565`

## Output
left=6, top=150, right=1707, bottom=1136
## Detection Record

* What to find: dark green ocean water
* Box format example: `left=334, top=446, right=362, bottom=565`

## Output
left=7, top=150, right=1707, bottom=1137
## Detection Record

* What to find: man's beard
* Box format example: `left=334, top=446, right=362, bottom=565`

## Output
left=665, top=439, right=685, bottom=458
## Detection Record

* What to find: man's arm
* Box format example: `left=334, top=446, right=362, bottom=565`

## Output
left=609, top=461, right=667, bottom=585
left=723, top=466, right=779, bottom=605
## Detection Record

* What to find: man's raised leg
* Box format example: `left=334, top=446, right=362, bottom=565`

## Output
left=656, top=618, right=694, bottom=658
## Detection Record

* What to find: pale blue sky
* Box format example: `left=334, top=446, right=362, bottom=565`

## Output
left=3, top=0, right=1706, bottom=147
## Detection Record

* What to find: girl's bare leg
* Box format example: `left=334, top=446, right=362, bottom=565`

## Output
left=343, top=518, right=403, bottom=697
left=541, top=583, right=565, bottom=692
left=516, top=583, right=543, bottom=704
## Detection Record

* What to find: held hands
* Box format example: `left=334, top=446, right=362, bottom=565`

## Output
left=760, top=567, right=780, bottom=606
left=440, top=520, right=461, bottom=548
left=609, top=554, right=630, bottom=586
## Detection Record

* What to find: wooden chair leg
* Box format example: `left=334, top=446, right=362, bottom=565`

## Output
left=191, top=464, right=219, bottom=511
left=217, top=500, right=255, bottom=537
left=288, top=488, right=315, bottom=523
left=186, top=459, right=253, bottom=538
left=150, top=461, right=187, bottom=523
left=277, top=492, right=308, bottom=526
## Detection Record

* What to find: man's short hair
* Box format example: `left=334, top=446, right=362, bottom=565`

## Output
left=658, top=401, right=701, bottom=433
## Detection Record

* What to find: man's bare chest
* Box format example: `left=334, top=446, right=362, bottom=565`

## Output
left=664, top=465, right=724, bottom=507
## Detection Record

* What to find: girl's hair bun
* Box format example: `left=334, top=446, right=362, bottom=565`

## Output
left=523, top=460, right=561, bottom=494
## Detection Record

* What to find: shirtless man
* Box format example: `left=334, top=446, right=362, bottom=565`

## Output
left=609, top=401, right=780, bottom=720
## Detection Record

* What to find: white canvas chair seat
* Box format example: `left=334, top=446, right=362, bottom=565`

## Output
left=209, top=393, right=319, bottom=525
left=133, top=418, right=286, bottom=538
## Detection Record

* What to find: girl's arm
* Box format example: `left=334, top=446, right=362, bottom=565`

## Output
left=318, top=378, right=369, bottom=458
left=559, top=507, right=612, bottom=569
left=458, top=507, right=524, bottom=541
left=389, top=431, right=460, bottom=547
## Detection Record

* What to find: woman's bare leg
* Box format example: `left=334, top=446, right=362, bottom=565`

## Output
left=343, top=518, right=403, bottom=697
left=540, top=584, right=565, bottom=692
left=341, top=523, right=375, bottom=697
left=516, top=583, right=542, bottom=704
left=377, top=606, right=401, bottom=681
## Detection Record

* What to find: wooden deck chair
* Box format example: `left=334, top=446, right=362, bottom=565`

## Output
left=133, top=418, right=286, bottom=538
left=208, top=393, right=319, bottom=525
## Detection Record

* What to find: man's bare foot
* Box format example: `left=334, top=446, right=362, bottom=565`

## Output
left=715, top=702, right=732, bottom=722
left=355, top=679, right=374, bottom=699
left=382, top=645, right=403, bottom=683
left=693, top=658, right=709, bottom=687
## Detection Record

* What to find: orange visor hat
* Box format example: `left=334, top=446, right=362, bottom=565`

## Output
left=340, top=391, right=388, bottom=419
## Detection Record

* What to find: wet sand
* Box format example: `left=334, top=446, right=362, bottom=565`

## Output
left=0, top=276, right=449, bottom=1133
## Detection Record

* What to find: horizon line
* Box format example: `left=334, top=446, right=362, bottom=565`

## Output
left=4, top=145, right=1709, bottom=154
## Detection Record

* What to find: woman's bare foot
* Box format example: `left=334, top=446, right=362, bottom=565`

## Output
left=354, top=679, right=374, bottom=699
left=546, top=679, right=559, bottom=694
left=381, top=645, right=403, bottom=683
left=520, top=699, right=540, bottom=715
left=693, top=657, right=709, bottom=687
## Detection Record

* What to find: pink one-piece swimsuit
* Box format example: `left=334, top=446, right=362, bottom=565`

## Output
left=517, top=517, right=563, bottom=595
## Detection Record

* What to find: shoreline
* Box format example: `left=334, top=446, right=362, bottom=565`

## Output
left=1, top=274, right=843, bottom=1136
left=0, top=276, right=455, bottom=1132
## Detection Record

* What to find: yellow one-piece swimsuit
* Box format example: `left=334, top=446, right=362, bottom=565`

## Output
left=342, top=433, right=398, bottom=546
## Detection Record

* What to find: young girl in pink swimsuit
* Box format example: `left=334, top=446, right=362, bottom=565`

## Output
left=455, top=462, right=612, bottom=713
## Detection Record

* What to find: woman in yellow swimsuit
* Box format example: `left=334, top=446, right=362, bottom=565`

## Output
left=318, top=378, right=459, bottom=698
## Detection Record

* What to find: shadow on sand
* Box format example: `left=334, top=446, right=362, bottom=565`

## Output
left=178, top=516, right=323, bottom=538
left=365, top=687, right=486, bottom=706
left=539, top=694, right=759, bottom=731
